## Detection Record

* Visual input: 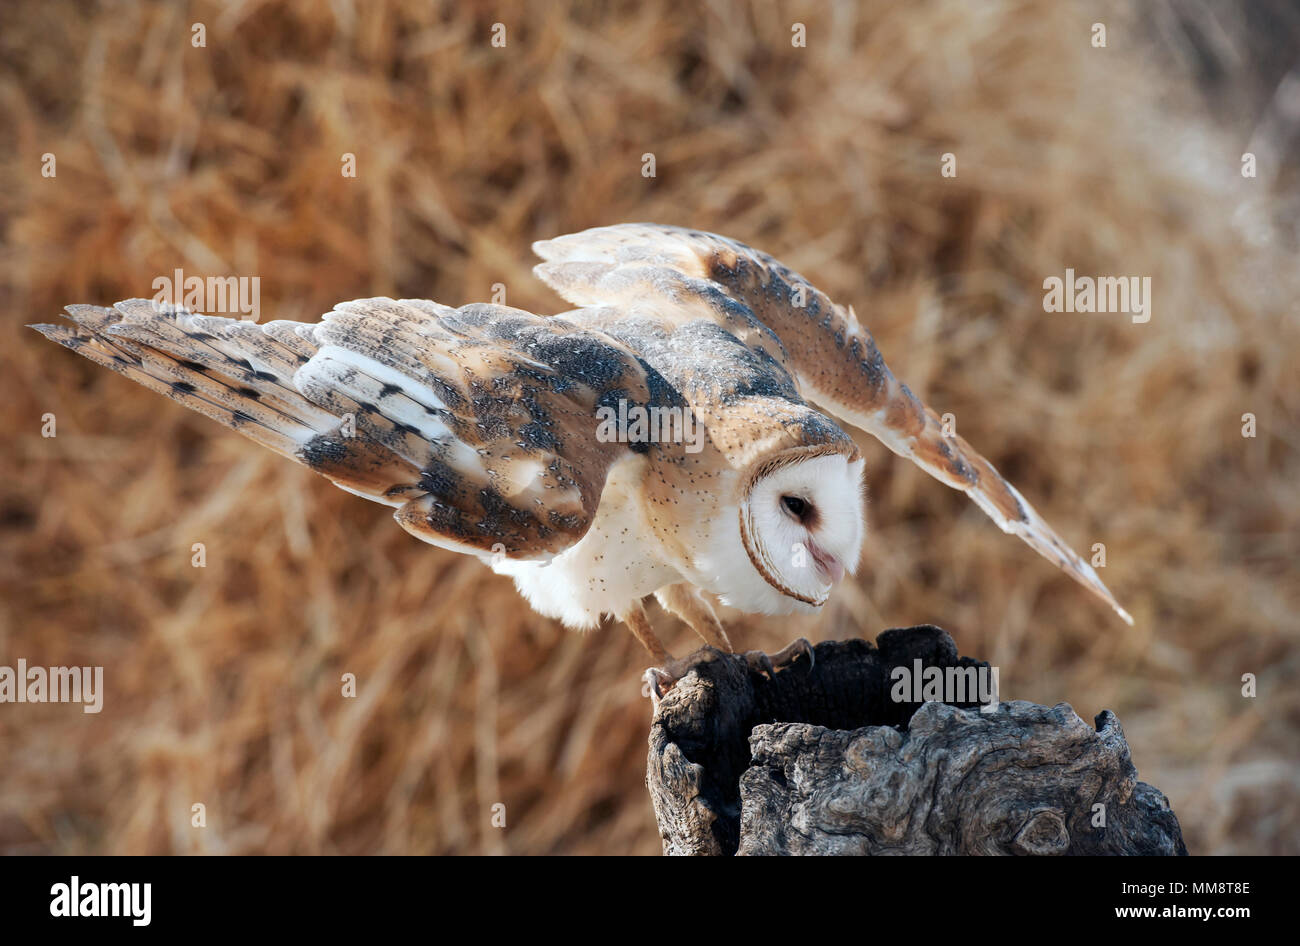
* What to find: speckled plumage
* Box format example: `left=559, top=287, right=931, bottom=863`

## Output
left=31, top=223, right=1130, bottom=671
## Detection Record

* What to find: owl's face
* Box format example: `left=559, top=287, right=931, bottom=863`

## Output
left=716, top=447, right=865, bottom=615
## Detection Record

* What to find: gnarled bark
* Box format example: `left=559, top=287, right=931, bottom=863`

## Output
left=646, top=626, right=1187, bottom=856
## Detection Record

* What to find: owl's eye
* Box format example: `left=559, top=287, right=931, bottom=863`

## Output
left=781, top=494, right=810, bottom=520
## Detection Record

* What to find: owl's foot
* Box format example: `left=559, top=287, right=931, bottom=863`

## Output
left=642, top=666, right=677, bottom=705
left=641, top=652, right=706, bottom=704
left=744, top=637, right=816, bottom=678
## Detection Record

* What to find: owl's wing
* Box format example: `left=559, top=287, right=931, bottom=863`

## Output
left=31, top=298, right=653, bottom=560
left=533, top=224, right=1132, bottom=624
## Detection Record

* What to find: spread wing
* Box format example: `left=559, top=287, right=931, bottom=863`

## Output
left=533, top=224, right=1132, bottom=624
left=31, top=298, right=653, bottom=560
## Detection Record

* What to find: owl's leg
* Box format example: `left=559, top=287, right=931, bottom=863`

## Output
left=654, top=584, right=733, bottom=653
left=621, top=601, right=672, bottom=665
left=622, top=601, right=692, bottom=702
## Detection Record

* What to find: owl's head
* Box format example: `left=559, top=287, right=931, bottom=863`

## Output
left=716, top=444, right=865, bottom=614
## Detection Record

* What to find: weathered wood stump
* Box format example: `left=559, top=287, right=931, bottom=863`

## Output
left=646, top=625, right=1187, bottom=856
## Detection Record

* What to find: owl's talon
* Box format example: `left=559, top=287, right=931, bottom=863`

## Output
left=642, top=667, right=677, bottom=703
left=744, top=638, right=815, bottom=678
left=743, top=649, right=776, bottom=678
left=770, top=636, right=815, bottom=672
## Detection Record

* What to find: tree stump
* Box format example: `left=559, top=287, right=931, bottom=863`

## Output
left=646, top=626, right=1187, bottom=856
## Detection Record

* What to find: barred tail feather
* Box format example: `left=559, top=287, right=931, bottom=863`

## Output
left=28, top=300, right=421, bottom=501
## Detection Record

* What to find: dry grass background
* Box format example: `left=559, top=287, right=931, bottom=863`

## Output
left=1, top=0, right=1297, bottom=855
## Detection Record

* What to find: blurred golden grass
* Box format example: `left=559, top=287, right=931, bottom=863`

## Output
left=1, top=0, right=1297, bottom=854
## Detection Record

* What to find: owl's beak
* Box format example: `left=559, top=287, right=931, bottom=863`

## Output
left=808, top=540, right=844, bottom=585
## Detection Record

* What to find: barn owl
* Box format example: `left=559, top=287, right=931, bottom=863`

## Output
left=32, top=224, right=1131, bottom=691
